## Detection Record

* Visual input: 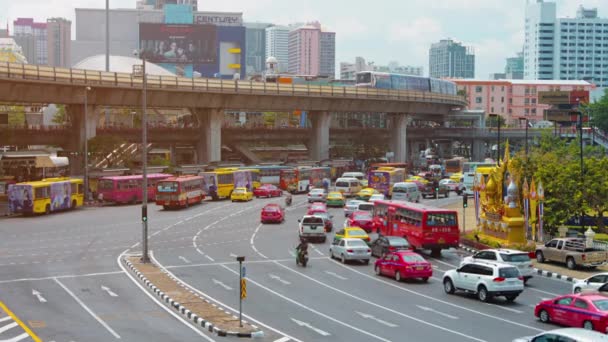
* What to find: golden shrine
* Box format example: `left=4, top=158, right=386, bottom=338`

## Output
left=476, top=142, right=526, bottom=245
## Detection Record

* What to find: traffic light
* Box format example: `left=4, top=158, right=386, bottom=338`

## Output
left=142, top=206, right=148, bottom=222
left=463, top=194, right=469, bottom=208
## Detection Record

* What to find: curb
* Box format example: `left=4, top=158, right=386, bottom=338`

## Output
left=458, top=244, right=581, bottom=283
left=123, top=257, right=263, bottom=339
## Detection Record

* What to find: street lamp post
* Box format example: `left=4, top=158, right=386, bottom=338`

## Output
left=84, top=86, right=91, bottom=202
left=576, top=98, right=585, bottom=232
left=133, top=50, right=149, bottom=263
left=489, top=114, right=501, bottom=165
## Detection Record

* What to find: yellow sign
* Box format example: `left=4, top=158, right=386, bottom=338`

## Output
left=240, top=279, right=247, bottom=299
left=538, top=91, right=570, bottom=105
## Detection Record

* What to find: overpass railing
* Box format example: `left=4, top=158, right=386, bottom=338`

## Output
left=0, top=62, right=466, bottom=106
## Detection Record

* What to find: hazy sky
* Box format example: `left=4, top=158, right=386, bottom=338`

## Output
left=3, top=0, right=608, bottom=78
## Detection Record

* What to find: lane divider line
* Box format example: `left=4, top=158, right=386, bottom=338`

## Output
left=0, top=301, right=42, bottom=342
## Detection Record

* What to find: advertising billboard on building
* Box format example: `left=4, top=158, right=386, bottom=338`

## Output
left=193, top=12, right=243, bottom=26
left=139, top=23, right=217, bottom=64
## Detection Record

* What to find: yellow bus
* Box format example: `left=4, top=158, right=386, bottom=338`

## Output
left=367, top=167, right=406, bottom=198
left=238, top=167, right=261, bottom=189
left=8, top=177, right=84, bottom=215
left=200, top=168, right=254, bottom=200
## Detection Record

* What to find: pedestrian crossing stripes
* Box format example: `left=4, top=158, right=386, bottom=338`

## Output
left=0, top=315, right=32, bottom=342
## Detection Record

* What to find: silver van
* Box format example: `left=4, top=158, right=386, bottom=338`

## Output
left=392, top=182, right=421, bottom=203
left=335, top=177, right=362, bottom=197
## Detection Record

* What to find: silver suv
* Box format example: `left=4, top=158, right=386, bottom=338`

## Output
left=308, top=188, right=328, bottom=203
left=443, top=261, right=524, bottom=302
left=462, top=249, right=534, bottom=283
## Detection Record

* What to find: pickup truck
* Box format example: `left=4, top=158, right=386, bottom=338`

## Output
left=298, top=215, right=327, bottom=243
left=535, top=238, right=608, bottom=270
left=421, top=182, right=449, bottom=199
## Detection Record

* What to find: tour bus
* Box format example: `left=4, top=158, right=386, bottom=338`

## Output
left=372, top=200, right=459, bottom=256
left=97, top=174, right=172, bottom=204
left=240, top=166, right=294, bottom=187
left=200, top=168, right=254, bottom=200
left=444, top=157, right=465, bottom=175
left=367, top=167, right=406, bottom=198
left=8, top=177, right=84, bottom=215
left=463, top=161, right=496, bottom=195
left=155, top=175, right=206, bottom=209
left=279, top=166, right=331, bottom=193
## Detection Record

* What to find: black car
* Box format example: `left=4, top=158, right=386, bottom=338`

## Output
left=370, top=236, right=411, bottom=257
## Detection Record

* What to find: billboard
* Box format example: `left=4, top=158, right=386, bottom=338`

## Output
left=193, top=12, right=243, bottom=26
left=538, top=91, right=570, bottom=105
left=139, top=23, right=217, bottom=64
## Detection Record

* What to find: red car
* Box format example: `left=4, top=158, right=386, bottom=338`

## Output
left=254, top=184, right=283, bottom=198
left=307, top=203, right=327, bottom=215
left=346, top=211, right=375, bottom=233
left=374, top=251, right=432, bottom=282
left=260, top=204, right=285, bottom=223
left=535, top=293, right=608, bottom=333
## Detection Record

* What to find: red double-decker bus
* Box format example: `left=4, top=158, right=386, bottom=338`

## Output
left=155, top=175, right=206, bottom=209
left=372, top=200, right=459, bottom=256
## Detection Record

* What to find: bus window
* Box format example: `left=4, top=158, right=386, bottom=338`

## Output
left=35, top=186, right=50, bottom=199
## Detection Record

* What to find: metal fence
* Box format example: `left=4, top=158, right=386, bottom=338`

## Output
left=0, top=62, right=467, bottom=106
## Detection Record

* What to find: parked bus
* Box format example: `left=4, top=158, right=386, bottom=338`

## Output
left=367, top=167, right=406, bottom=198
left=240, top=165, right=293, bottom=186
left=8, top=177, right=84, bottom=215
left=444, top=157, right=465, bottom=175
left=373, top=200, right=459, bottom=256
left=368, top=163, right=408, bottom=172
left=0, top=177, right=16, bottom=216
left=463, top=161, right=496, bottom=195
left=155, top=175, right=206, bottom=209
left=319, top=159, right=355, bottom=180
left=279, top=166, right=331, bottom=193
left=200, top=168, right=254, bottom=200
left=97, top=174, right=171, bottom=204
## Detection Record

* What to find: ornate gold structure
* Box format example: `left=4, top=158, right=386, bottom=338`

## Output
left=476, top=142, right=526, bottom=245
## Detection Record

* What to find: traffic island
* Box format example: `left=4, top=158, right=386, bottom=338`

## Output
left=123, top=255, right=263, bottom=338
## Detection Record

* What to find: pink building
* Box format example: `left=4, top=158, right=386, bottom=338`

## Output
left=288, top=22, right=335, bottom=77
left=451, top=79, right=595, bottom=125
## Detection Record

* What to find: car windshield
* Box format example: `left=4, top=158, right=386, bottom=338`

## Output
left=347, top=240, right=367, bottom=247
left=392, top=187, right=407, bottom=193
left=593, top=300, right=608, bottom=311
left=500, top=253, right=530, bottom=262
left=234, top=189, right=245, bottom=194
left=264, top=206, right=279, bottom=212
left=311, top=189, right=324, bottom=194
left=401, top=254, right=425, bottom=262
left=358, top=204, right=373, bottom=211
left=347, top=201, right=361, bottom=206
left=304, top=217, right=323, bottom=224
left=499, top=267, right=520, bottom=278
left=353, top=213, right=372, bottom=221
left=336, top=181, right=349, bottom=187
left=348, top=230, right=366, bottom=237
left=387, top=237, right=409, bottom=246
left=314, top=213, right=329, bottom=219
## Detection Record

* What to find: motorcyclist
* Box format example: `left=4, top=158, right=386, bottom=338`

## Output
left=296, top=238, right=308, bottom=262
left=285, top=193, right=293, bottom=206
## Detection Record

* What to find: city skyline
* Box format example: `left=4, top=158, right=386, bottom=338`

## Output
left=3, top=0, right=608, bottom=78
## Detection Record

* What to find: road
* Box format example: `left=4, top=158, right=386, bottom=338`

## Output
left=0, top=194, right=574, bottom=341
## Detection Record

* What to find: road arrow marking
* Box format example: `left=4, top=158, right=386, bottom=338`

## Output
left=416, top=305, right=458, bottom=319
left=212, top=278, right=233, bottom=291
left=355, top=311, right=399, bottom=327
left=324, top=271, right=347, bottom=280
left=269, top=274, right=291, bottom=285
left=32, top=289, right=47, bottom=303
left=178, top=256, right=191, bottom=264
left=101, top=285, right=118, bottom=297
left=290, top=318, right=331, bottom=336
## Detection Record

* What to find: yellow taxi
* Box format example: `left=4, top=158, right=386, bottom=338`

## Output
left=334, top=227, right=371, bottom=244
left=231, top=187, right=253, bottom=202
left=450, top=172, right=463, bottom=183
left=356, top=187, right=378, bottom=201
left=407, top=176, right=429, bottom=184
left=326, top=191, right=345, bottom=207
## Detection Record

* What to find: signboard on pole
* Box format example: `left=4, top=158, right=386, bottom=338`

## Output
left=240, top=278, right=247, bottom=299
left=538, top=91, right=570, bottom=105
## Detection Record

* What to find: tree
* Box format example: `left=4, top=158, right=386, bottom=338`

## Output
left=52, top=105, right=67, bottom=125
left=87, top=135, right=128, bottom=168
left=587, top=88, right=608, bottom=132
left=582, top=157, right=608, bottom=232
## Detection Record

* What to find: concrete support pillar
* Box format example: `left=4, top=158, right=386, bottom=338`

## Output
left=390, top=114, right=408, bottom=163
left=471, top=139, right=485, bottom=161
left=169, top=144, right=177, bottom=166
left=194, top=108, right=223, bottom=164
left=85, top=105, right=99, bottom=141
left=308, top=111, right=330, bottom=161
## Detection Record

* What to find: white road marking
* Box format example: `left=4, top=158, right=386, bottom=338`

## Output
left=0, top=316, right=11, bottom=323
left=290, top=318, right=331, bottom=336
left=250, top=224, right=269, bottom=259
left=323, top=270, right=348, bottom=280
left=527, top=287, right=560, bottom=297
left=205, top=255, right=215, bottom=262
left=1, top=332, right=29, bottom=342
left=273, top=337, right=291, bottom=342
left=53, top=278, right=121, bottom=339
left=178, top=256, right=191, bottom=264
left=311, top=246, right=324, bottom=256
left=331, top=261, right=544, bottom=332
left=416, top=305, right=459, bottom=320
left=219, top=264, right=391, bottom=342
left=356, top=311, right=399, bottom=327
left=484, top=303, right=524, bottom=314
left=229, top=253, right=238, bottom=258
left=212, top=278, right=233, bottom=291
left=101, top=285, right=119, bottom=297
left=269, top=274, right=291, bottom=285
left=32, top=289, right=46, bottom=303
left=0, top=322, right=18, bottom=334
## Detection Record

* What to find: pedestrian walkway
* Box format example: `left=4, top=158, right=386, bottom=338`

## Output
left=0, top=302, right=38, bottom=342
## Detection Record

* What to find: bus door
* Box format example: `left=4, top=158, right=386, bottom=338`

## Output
left=386, top=206, right=398, bottom=236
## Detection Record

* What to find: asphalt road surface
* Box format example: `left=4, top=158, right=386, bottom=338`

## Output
left=0, top=194, right=573, bottom=342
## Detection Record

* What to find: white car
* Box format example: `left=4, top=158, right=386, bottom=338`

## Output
left=572, top=272, right=608, bottom=293
left=329, top=238, right=371, bottom=264
left=368, top=194, right=385, bottom=203
left=443, top=260, right=524, bottom=302
left=513, top=328, right=608, bottom=342
left=307, top=188, right=327, bottom=203
left=344, top=200, right=364, bottom=217
left=462, top=249, right=534, bottom=283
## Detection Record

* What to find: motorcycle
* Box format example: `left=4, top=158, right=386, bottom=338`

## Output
left=285, top=195, right=292, bottom=207
left=295, top=248, right=308, bottom=267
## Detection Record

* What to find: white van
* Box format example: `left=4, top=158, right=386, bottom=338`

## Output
left=334, top=177, right=362, bottom=197
left=342, top=172, right=367, bottom=187
left=392, top=182, right=421, bottom=203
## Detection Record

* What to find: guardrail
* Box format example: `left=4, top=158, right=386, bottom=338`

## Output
left=0, top=62, right=466, bottom=106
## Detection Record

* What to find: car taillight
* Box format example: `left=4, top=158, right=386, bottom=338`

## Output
left=493, top=277, right=506, bottom=282
left=347, top=249, right=354, bottom=253
left=582, top=254, right=586, bottom=261
left=367, top=249, right=371, bottom=253
left=365, top=237, right=370, bottom=241
left=389, top=246, right=396, bottom=251
left=518, top=276, right=524, bottom=281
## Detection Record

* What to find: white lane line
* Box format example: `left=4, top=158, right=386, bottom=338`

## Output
left=356, top=311, right=399, bottom=327
left=1, top=332, right=29, bottom=342
left=229, top=253, right=238, bottom=258
left=429, top=257, right=461, bottom=269
left=273, top=337, right=291, bottom=342
left=311, top=246, right=324, bottom=256
left=0, top=270, right=124, bottom=284
left=330, top=260, right=544, bottom=333
left=205, top=255, right=215, bottom=262
left=178, top=256, right=191, bottom=264
left=0, top=322, right=18, bottom=334
left=165, top=256, right=328, bottom=270
left=0, top=316, right=11, bottom=323
left=484, top=303, right=524, bottom=314
left=416, top=305, right=459, bottom=320
left=53, top=278, right=121, bottom=339
left=116, top=252, right=217, bottom=342
left=250, top=224, right=269, bottom=259
left=269, top=274, right=291, bottom=285
left=32, top=289, right=46, bottom=303
left=273, top=262, right=486, bottom=341
left=290, top=317, right=331, bottom=336
left=527, top=287, right=560, bottom=297
left=219, top=264, right=392, bottom=342
left=212, top=278, right=233, bottom=291
left=323, top=270, right=348, bottom=280
left=150, top=252, right=301, bottom=342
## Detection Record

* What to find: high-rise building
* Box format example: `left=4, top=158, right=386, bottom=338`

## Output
left=245, top=23, right=272, bottom=76
left=47, top=18, right=71, bottom=67
left=524, top=1, right=608, bottom=87
left=429, top=38, right=475, bottom=78
left=265, top=25, right=289, bottom=73
left=288, top=22, right=335, bottom=77
left=505, top=52, right=524, bottom=79
left=13, top=18, right=47, bottom=65
left=139, top=0, right=198, bottom=11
